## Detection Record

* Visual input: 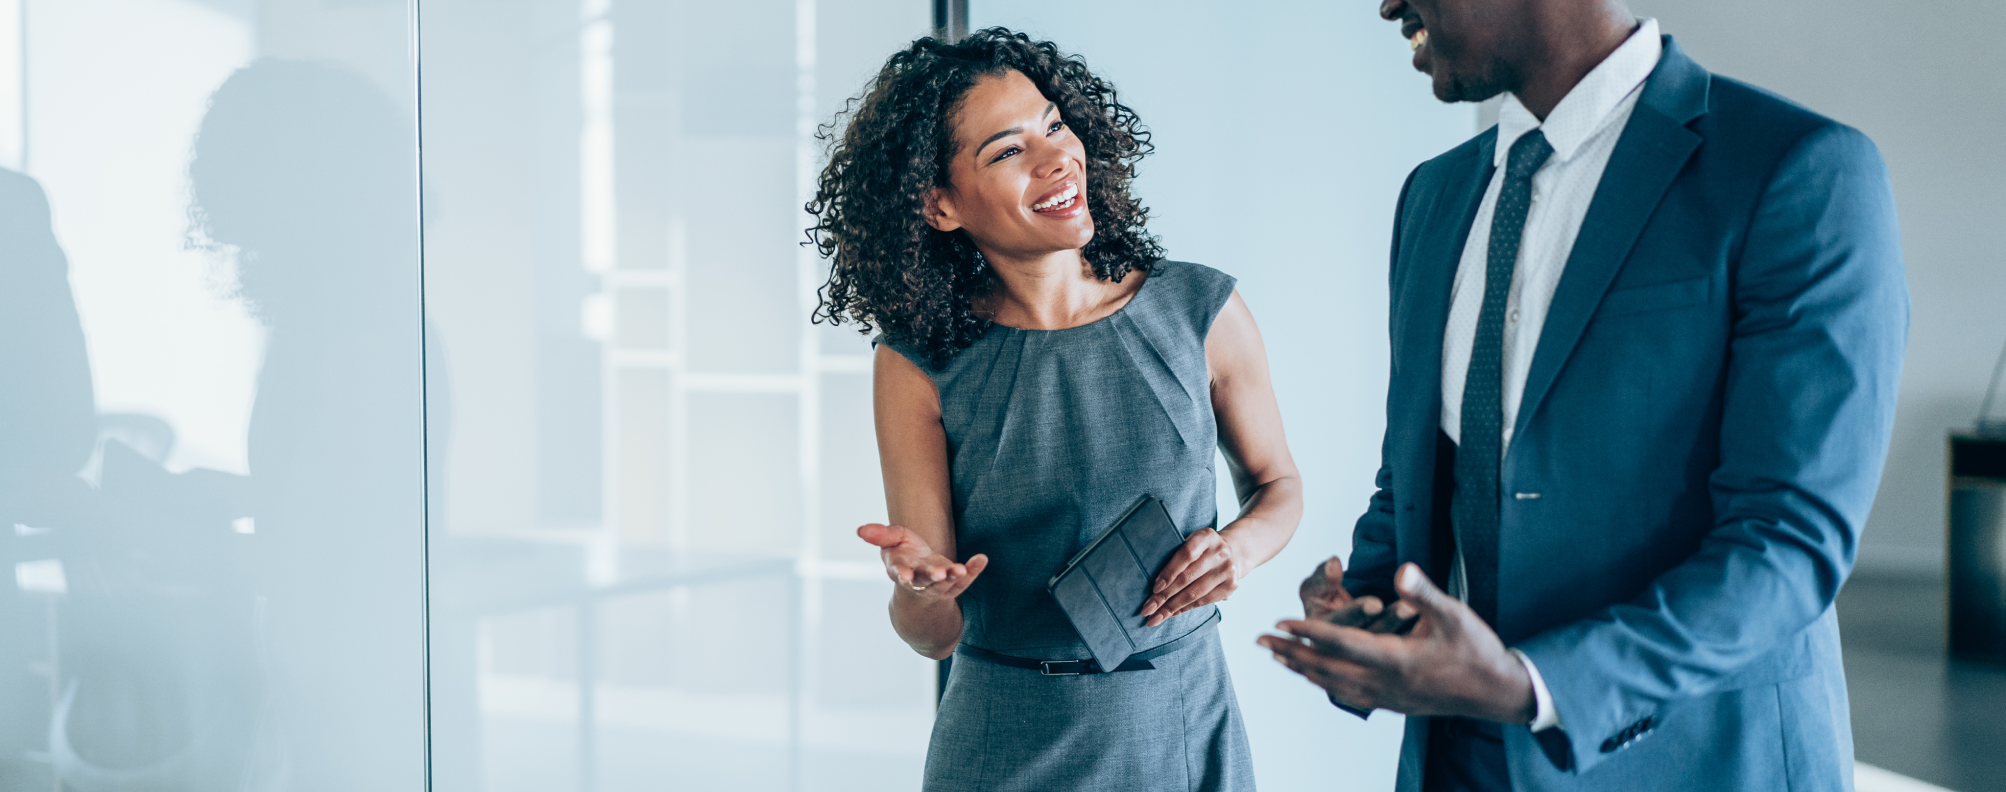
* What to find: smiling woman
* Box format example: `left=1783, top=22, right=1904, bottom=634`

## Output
left=806, top=28, right=1161, bottom=368
left=806, top=27, right=1306, bottom=792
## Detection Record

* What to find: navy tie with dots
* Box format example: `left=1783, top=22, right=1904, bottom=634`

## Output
left=1454, top=129, right=1552, bottom=627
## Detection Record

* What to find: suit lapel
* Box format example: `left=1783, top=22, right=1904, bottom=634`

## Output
left=1393, top=133, right=1495, bottom=560
left=1397, top=143, right=1495, bottom=389
left=1511, top=39, right=1711, bottom=445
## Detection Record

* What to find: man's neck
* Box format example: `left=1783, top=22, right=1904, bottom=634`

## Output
left=1510, top=11, right=1641, bottom=121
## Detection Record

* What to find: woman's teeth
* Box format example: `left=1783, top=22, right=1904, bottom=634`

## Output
left=1033, top=183, right=1079, bottom=212
left=1410, top=29, right=1428, bottom=52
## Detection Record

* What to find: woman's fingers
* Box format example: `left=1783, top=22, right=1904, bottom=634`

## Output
left=1145, top=530, right=1226, bottom=618
left=856, top=523, right=906, bottom=548
left=1142, top=545, right=1211, bottom=617
left=897, top=553, right=989, bottom=598
left=1151, top=528, right=1219, bottom=596
left=1150, top=565, right=1236, bottom=625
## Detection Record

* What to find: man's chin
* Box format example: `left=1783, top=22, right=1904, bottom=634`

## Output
left=1434, top=73, right=1507, bottom=105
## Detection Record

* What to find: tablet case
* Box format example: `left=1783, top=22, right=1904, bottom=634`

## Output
left=1047, top=494, right=1194, bottom=672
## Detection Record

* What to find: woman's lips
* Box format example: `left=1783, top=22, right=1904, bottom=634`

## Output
left=1031, top=181, right=1083, bottom=218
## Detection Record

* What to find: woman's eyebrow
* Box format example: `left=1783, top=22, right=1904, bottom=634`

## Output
left=974, top=102, right=1058, bottom=160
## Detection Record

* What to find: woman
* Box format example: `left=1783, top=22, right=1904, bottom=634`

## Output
left=807, top=29, right=1301, bottom=792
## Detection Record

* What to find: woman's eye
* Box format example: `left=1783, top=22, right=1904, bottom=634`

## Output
left=1048, top=120, right=1065, bottom=135
left=992, top=146, right=1021, bottom=163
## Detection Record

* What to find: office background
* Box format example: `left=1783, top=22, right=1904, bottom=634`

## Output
left=0, top=1, right=1998, bottom=791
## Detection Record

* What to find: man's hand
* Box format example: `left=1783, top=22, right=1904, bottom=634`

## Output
left=857, top=523, right=987, bottom=602
left=1259, top=563, right=1535, bottom=723
left=1140, top=528, right=1244, bottom=627
left=1298, top=556, right=1420, bottom=633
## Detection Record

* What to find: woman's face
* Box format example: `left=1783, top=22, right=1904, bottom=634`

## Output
left=928, top=69, right=1093, bottom=261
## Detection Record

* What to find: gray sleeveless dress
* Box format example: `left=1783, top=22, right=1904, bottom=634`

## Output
left=884, top=260, right=1256, bottom=792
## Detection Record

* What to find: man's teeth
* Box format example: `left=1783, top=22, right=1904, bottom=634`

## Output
left=1033, top=184, right=1079, bottom=211
left=1410, top=29, right=1428, bottom=52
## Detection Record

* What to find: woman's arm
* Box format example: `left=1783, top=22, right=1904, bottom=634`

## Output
left=1140, top=291, right=1304, bottom=625
left=859, top=344, right=988, bottom=660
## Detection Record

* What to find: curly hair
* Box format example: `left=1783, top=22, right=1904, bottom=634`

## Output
left=805, top=28, right=1164, bottom=368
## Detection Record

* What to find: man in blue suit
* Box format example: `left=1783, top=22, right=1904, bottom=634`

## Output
left=1258, top=1, right=1908, bottom=790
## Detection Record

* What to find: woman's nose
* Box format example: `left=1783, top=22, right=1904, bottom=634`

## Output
left=1030, top=140, right=1070, bottom=178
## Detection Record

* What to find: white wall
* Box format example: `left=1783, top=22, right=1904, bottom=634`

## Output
left=1628, top=0, right=2006, bottom=576
left=966, top=3, right=1472, bottom=787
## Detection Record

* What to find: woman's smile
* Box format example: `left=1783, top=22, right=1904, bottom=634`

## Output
left=1031, top=180, right=1084, bottom=217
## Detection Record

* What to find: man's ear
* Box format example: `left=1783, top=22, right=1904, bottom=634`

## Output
left=923, top=188, right=962, bottom=233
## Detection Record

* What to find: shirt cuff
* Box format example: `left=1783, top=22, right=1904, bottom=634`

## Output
left=1510, top=648, right=1562, bottom=732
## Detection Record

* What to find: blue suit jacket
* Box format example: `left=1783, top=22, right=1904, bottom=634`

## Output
left=1345, top=38, right=1907, bottom=791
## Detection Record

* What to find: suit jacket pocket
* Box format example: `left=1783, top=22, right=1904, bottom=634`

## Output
left=1597, top=276, right=1711, bottom=319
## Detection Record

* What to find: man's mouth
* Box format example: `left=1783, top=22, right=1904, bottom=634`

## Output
left=1032, top=182, right=1079, bottom=213
left=1400, top=16, right=1427, bottom=51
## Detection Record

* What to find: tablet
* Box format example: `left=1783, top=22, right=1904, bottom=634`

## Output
left=1047, top=494, right=1194, bottom=672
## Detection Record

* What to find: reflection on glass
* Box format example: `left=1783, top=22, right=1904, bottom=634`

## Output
left=0, top=2, right=423, bottom=791
left=421, top=1, right=934, bottom=790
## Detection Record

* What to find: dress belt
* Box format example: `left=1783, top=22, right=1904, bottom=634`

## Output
left=955, top=610, right=1220, bottom=676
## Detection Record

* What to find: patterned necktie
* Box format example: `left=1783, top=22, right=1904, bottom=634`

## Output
left=1454, top=129, right=1552, bottom=627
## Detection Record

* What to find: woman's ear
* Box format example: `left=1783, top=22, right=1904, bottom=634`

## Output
left=923, top=188, right=962, bottom=233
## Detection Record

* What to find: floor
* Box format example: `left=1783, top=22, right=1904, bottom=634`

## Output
left=1841, top=573, right=2006, bottom=792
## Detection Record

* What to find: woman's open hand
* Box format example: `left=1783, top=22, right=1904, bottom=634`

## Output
left=1139, top=528, right=1246, bottom=627
left=858, top=523, right=988, bottom=601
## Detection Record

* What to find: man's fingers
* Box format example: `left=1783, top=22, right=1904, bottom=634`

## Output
left=1258, top=632, right=1387, bottom=709
left=1394, top=563, right=1460, bottom=622
left=1257, top=634, right=1375, bottom=688
left=1299, top=556, right=1352, bottom=618
left=1322, top=596, right=1382, bottom=628
left=1276, top=619, right=1402, bottom=668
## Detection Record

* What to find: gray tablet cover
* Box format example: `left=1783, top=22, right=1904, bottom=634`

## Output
left=1047, top=494, right=1190, bottom=671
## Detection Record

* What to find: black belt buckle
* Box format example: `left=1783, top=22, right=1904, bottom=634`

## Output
left=1038, top=659, right=1100, bottom=676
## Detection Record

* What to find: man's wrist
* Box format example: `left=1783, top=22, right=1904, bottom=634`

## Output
left=1510, top=648, right=1562, bottom=732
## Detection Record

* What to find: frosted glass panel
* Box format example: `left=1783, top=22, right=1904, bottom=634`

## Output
left=418, top=2, right=935, bottom=790
left=0, top=1, right=424, bottom=791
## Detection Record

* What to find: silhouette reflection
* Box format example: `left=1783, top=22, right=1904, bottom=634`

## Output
left=0, top=167, right=99, bottom=790
left=188, top=58, right=425, bottom=792
left=0, top=57, right=422, bottom=792
left=1, top=167, right=262, bottom=790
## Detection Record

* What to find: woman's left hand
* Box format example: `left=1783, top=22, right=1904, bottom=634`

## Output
left=1139, top=527, right=1247, bottom=627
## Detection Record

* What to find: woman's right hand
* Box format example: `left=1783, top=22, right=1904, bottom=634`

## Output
left=858, top=523, right=988, bottom=601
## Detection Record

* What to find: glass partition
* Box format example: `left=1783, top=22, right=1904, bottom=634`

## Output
left=418, top=2, right=933, bottom=790
left=0, top=1, right=425, bottom=791
left=0, top=3, right=1475, bottom=789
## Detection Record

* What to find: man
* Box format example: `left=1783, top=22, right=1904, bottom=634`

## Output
left=1258, top=1, right=1907, bottom=790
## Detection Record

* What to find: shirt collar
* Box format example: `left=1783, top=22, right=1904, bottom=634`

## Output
left=1494, top=18, right=1663, bottom=168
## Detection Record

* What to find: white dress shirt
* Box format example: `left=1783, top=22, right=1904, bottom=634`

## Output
left=1439, top=19, right=1664, bottom=733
